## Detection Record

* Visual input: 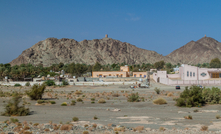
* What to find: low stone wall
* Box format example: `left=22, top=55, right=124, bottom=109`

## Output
left=73, top=81, right=141, bottom=86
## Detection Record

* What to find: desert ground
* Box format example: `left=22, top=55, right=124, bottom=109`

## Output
left=0, top=81, right=221, bottom=133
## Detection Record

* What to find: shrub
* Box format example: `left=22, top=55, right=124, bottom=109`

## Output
left=72, top=117, right=79, bottom=122
left=75, top=90, right=82, bottom=95
left=37, top=100, right=46, bottom=104
left=91, top=101, right=95, bottom=104
left=83, top=131, right=89, bottom=134
left=159, top=126, right=165, bottom=131
left=216, top=114, right=220, bottom=119
left=176, top=86, right=205, bottom=107
left=93, top=115, right=98, bottom=120
left=77, top=98, right=83, bottom=102
left=33, top=123, right=39, bottom=126
left=1, top=93, right=30, bottom=116
left=154, top=87, right=161, bottom=94
left=60, top=124, right=72, bottom=130
left=62, top=80, right=69, bottom=86
left=92, top=123, right=97, bottom=128
left=26, top=84, right=46, bottom=100
left=25, top=82, right=30, bottom=87
left=112, top=93, right=120, bottom=97
left=202, top=87, right=221, bottom=104
left=184, top=115, right=192, bottom=119
left=14, top=83, right=21, bottom=87
left=127, top=92, right=140, bottom=102
left=153, top=98, right=167, bottom=105
left=44, top=80, right=55, bottom=86
left=10, top=117, right=19, bottom=123
left=193, top=109, right=199, bottom=112
left=50, top=101, right=56, bottom=104
left=61, top=102, right=67, bottom=106
left=167, top=92, right=173, bottom=97
left=98, top=98, right=106, bottom=103
left=201, top=125, right=208, bottom=131
left=91, top=98, right=95, bottom=101
left=71, top=100, right=76, bottom=105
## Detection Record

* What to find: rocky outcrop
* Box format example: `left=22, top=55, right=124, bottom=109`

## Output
left=10, top=37, right=175, bottom=66
left=166, top=37, right=221, bottom=64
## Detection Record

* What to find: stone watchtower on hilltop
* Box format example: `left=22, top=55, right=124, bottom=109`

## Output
left=105, top=34, right=108, bottom=38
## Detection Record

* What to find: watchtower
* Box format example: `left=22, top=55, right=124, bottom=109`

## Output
left=105, top=34, right=108, bottom=38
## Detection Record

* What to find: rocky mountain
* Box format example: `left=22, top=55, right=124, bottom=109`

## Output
left=10, top=37, right=175, bottom=66
left=166, top=36, right=221, bottom=64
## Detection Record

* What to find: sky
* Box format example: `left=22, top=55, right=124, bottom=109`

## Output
left=1, top=0, right=221, bottom=64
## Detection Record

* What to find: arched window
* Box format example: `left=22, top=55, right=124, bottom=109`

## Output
left=187, top=71, right=189, bottom=77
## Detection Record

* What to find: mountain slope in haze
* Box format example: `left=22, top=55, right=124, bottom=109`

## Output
left=166, top=36, right=221, bottom=64
left=10, top=37, right=175, bottom=66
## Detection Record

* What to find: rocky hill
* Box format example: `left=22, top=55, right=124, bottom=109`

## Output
left=10, top=37, right=175, bottom=66
left=166, top=36, right=221, bottom=64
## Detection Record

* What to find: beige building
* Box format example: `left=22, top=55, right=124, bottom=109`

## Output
left=133, top=72, right=147, bottom=78
left=92, top=65, right=147, bottom=78
left=92, top=66, right=130, bottom=78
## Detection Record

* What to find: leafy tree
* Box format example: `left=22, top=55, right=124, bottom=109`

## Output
left=26, top=84, right=46, bottom=100
left=165, top=63, right=172, bottom=69
left=210, top=58, right=221, bottom=68
left=154, top=61, right=165, bottom=70
left=92, top=62, right=102, bottom=71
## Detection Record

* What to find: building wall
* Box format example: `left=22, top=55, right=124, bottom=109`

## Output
left=133, top=72, right=147, bottom=78
left=92, top=71, right=128, bottom=78
left=182, top=64, right=198, bottom=80
left=120, top=66, right=130, bottom=72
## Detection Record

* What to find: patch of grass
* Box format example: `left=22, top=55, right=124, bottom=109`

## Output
left=216, top=114, right=220, bottom=119
left=153, top=98, right=167, bottom=105
left=91, top=101, right=95, bottom=104
left=37, top=100, right=46, bottom=104
left=75, top=90, right=82, bottom=95
left=167, top=92, right=173, bottom=97
left=91, top=98, right=95, bottom=101
left=98, top=98, right=106, bottom=103
left=72, top=117, right=79, bottom=122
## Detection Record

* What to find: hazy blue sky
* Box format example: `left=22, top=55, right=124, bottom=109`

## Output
left=1, top=0, right=221, bottom=64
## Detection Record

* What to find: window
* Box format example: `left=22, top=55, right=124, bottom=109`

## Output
left=134, top=74, right=136, bottom=77
left=144, top=75, right=146, bottom=78
left=109, top=74, right=111, bottom=76
left=190, top=72, right=192, bottom=77
left=187, top=71, right=189, bottom=77
left=140, top=74, right=142, bottom=77
left=193, top=72, right=195, bottom=77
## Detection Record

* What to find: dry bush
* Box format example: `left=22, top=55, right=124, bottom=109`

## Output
left=159, top=126, right=165, bottom=131
left=23, top=126, right=30, bottom=130
left=75, top=90, right=82, bottom=95
left=53, top=125, right=60, bottom=130
left=112, top=93, right=120, bottom=97
left=114, top=127, right=125, bottom=132
left=44, top=128, right=49, bottom=131
left=98, top=98, right=106, bottom=103
left=92, top=123, right=97, bottom=128
left=23, top=131, right=32, bottom=134
left=14, top=126, right=23, bottom=132
left=133, top=126, right=144, bottom=132
left=83, top=131, right=89, bottom=134
left=60, top=124, right=72, bottom=131
left=88, top=127, right=93, bottom=131
left=167, top=92, right=173, bottom=97
left=107, top=123, right=112, bottom=127
left=33, top=123, right=39, bottom=126
left=153, top=98, right=167, bottom=105
left=184, top=115, right=192, bottom=119
left=201, top=126, right=208, bottom=131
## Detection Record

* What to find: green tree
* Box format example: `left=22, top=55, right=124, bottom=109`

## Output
left=92, top=62, right=102, bottom=71
left=154, top=61, right=165, bottom=70
left=210, top=58, right=221, bottom=68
